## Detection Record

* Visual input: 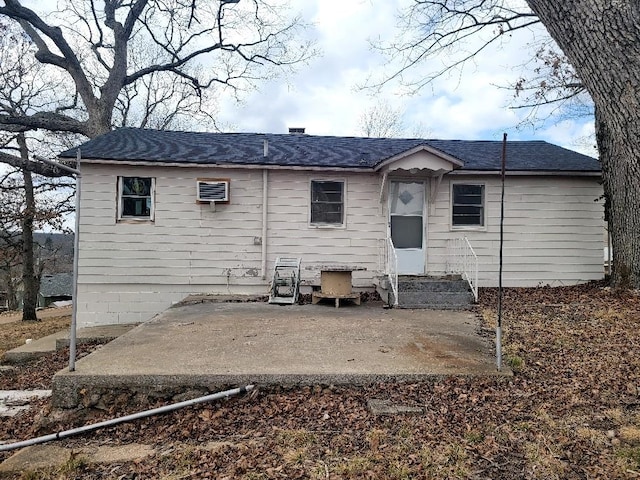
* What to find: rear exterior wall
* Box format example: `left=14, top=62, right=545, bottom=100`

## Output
left=424, top=174, right=605, bottom=287
left=76, top=164, right=604, bottom=327
left=76, top=164, right=386, bottom=327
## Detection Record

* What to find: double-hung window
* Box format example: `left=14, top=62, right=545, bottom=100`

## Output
left=452, top=183, right=485, bottom=228
left=118, top=176, right=155, bottom=221
left=310, top=180, right=344, bottom=226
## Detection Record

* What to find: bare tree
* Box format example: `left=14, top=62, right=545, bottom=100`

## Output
left=375, top=0, right=640, bottom=289
left=112, top=36, right=223, bottom=131
left=358, top=101, right=406, bottom=138
left=0, top=176, right=23, bottom=311
left=0, top=158, right=73, bottom=319
left=0, top=20, right=75, bottom=320
left=0, top=0, right=312, bottom=152
left=0, top=18, right=71, bottom=177
left=0, top=1, right=313, bottom=317
left=510, top=45, right=594, bottom=130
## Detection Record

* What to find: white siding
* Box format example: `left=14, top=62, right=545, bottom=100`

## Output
left=424, top=175, right=605, bottom=287
left=77, top=163, right=604, bottom=327
left=266, top=173, right=385, bottom=284
left=76, top=165, right=386, bottom=326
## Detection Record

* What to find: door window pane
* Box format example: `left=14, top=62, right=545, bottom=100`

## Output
left=390, top=182, right=424, bottom=216
left=391, top=216, right=423, bottom=249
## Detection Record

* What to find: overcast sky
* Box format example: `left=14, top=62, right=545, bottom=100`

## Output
left=216, top=0, right=596, bottom=156
left=19, top=0, right=595, bottom=156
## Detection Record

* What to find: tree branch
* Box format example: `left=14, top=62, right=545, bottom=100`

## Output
left=1, top=0, right=314, bottom=137
left=0, top=151, right=69, bottom=177
left=124, top=41, right=224, bottom=86
left=0, top=0, right=97, bottom=112
left=369, top=0, right=541, bottom=92
left=0, top=112, right=87, bottom=135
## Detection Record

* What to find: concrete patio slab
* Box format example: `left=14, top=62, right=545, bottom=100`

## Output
left=2, top=325, right=137, bottom=364
left=0, top=390, right=51, bottom=417
left=52, top=301, right=509, bottom=408
left=0, top=443, right=156, bottom=473
left=2, top=332, right=62, bottom=364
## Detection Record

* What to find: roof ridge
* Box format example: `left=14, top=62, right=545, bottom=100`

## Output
left=110, top=127, right=559, bottom=144
left=58, top=128, right=600, bottom=172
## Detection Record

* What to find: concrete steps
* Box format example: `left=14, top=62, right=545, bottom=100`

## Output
left=395, top=276, right=474, bottom=310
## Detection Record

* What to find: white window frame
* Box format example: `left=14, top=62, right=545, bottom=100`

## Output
left=309, top=178, right=346, bottom=228
left=450, top=182, right=486, bottom=231
left=117, top=176, right=156, bottom=222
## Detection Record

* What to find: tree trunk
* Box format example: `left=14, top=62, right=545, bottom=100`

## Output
left=595, top=109, right=640, bottom=288
left=18, top=134, right=39, bottom=321
left=7, top=275, right=18, bottom=311
left=2, top=269, right=19, bottom=310
left=526, top=0, right=640, bottom=288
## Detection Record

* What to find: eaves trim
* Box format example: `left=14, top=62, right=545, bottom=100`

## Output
left=449, top=169, right=601, bottom=177
left=72, top=158, right=375, bottom=173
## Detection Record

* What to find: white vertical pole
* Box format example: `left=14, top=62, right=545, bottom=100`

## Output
left=33, top=154, right=81, bottom=372
left=69, top=150, right=81, bottom=371
left=261, top=169, right=268, bottom=279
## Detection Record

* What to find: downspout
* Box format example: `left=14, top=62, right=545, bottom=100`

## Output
left=261, top=142, right=269, bottom=279
left=0, top=385, right=255, bottom=453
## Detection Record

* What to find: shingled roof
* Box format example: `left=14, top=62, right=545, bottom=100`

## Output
left=59, top=127, right=601, bottom=172
left=39, top=273, right=73, bottom=298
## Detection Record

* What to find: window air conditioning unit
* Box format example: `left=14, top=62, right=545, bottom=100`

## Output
left=197, top=180, right=229, bottom=202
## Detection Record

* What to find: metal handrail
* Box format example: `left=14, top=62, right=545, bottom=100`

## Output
left=449, top=236, right=478, bottom=302
left=387, top=237, right=399, bottom=306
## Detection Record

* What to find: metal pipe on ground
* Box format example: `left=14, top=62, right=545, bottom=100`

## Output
left=0, top=385, right=255, bottom=453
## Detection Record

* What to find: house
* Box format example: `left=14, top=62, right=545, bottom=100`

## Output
left=38, top=272, right=73, bottom=308
left=59, top=128, right=604, bottom=327
left=0, top=233, right=74, bottom=311
left=0, top=291, right=8, bottom=311
left=14, top=272, right=73, bottom=310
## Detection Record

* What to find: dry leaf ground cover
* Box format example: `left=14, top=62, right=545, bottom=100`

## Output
left=1, top=283, right=640, bottom=479
left=0, top=311, right=70, bottom=358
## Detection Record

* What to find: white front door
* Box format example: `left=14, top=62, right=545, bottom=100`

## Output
left=389, top=181, right=426, bottom=274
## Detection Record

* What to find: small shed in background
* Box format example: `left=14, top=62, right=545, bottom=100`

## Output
left=0, top=292, right=9, bottom=311
left=38, top=273, right=73, bottom=308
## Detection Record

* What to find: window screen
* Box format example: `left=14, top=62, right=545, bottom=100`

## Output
left=311, top=180, right=344, bottom=225
left=452, top=184, right=484, bottom=227
left=120, top=177, right=154, bottom=219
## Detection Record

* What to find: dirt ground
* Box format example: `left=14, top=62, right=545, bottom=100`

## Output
left=1, top=284, right=640, bottom=479
left=0, top=305, right=72, bottom=325
left=0, top=307, right=71, bottom=357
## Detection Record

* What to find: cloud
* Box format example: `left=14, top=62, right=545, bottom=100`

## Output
left=216, top=0, right=595, bottom=154
left=217, top=0, right=401, bottom=135
left=537, top=120, right=597, bottom=156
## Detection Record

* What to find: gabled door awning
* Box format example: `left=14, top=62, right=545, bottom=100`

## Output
left=375, top=144, right=463, bottom=175
left=377, top=145, right=463, bottom=204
